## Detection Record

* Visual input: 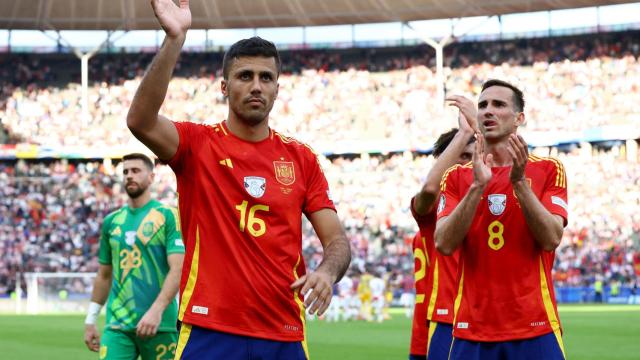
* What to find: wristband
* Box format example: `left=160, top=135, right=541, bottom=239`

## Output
left=85, top=301, right=103, bottom=325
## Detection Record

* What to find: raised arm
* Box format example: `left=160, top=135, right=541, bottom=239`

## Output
left=290, top=209, right=351, bottom=316
left=126, top=0, right=191, bottom=161
left=435, top=136, right=492, bottom=255
left=507, top=134, right=564, bottom=251
left=414, top=96, right=477, bottom=215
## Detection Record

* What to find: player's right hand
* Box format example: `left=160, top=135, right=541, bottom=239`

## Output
left=84, top=324, right=101, bottom=352
left=150, top=0, right=192, bottom=39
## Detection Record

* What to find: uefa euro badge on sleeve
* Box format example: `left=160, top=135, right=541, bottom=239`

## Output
left=437, top=194, right=446, bottom=214
left=488, top=194, right=507, bottom=216
left=244, top=176, right=266, bottom=198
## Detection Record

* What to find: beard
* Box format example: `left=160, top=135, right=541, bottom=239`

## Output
left=125, top=183, right=147, bottom=199
left=231, top=95, right=274, bottom=126
left=239, top=109, right=269, bottom=126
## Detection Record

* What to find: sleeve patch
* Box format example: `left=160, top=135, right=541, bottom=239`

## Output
left=551, top=196, right=568, bottom=211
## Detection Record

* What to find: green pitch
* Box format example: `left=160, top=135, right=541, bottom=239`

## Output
left=0, top=305, right=638, bottom=359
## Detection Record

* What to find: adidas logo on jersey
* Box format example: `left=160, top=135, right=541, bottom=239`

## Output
left=219, top=158, right=233, bottom=168
left=191, top=305, right=209, bottom=315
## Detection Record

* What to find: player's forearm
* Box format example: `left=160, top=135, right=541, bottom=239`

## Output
left=90, top=273, right=111, bottom=305
left=512, top=180, right=563, bottom=251
left=316, top=235, right=351, bottom=284
left=435, top=183, right=484, bottom=255
left=127, top=35, right=185, bottom=132
left=414, top=128, right=474, bottom=215
left=150, top=266, right=181, bottom=312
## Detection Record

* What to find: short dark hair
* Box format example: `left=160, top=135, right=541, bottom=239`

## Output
left=432, top=128, right=475, bottom=158
left=481, top=79, right=525, bottom=112
left=122, top=153, right=154, bottom=170
left=222, top=37, right=281, bottom=80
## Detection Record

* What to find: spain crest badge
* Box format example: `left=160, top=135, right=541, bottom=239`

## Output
left=273, top=161, right=295, bottom=185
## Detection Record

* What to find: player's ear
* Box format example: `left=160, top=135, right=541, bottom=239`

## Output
left=515, top=112, right=525, bottom=127
left=221, top=78, right=228, bottom=99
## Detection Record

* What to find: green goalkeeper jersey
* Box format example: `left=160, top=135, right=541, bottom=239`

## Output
left=98, top=199, right=184, bottom=332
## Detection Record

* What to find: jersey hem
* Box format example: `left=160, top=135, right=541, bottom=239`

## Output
left=427, top=318, right=454, bottom=325
left=453, top=328, right=555, bottom=342
left=182, top=317, right=303, bottom=342
left=105, top=326, right=178, bottom=333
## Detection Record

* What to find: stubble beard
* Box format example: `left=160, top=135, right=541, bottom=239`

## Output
left=236, top=103, right=273, bottom=127
left=125, top=183, right=147, bottom=199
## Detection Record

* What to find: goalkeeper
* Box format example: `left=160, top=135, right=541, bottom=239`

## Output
left=83, top=153, right=184, bottom=360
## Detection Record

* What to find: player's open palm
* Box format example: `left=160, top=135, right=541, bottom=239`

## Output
left=507, top=134, right=528, bottom=183
left=150, top=0, right=191, bottom=38
left=84, top=324, right=101, bottom=352
left=473, top=136, right=493, bottom=186
left=446, top=95, right=480, bottom=134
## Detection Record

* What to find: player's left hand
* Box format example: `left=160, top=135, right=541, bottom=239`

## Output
left=446, top=95, right=480, bottom=134
left=136, top=306, right=162, bottom=338
left=507, top=134, right=528, bottom=183
left=290, top=270, right=334, bottom=316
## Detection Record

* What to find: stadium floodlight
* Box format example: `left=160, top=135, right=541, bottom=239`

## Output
left=404, top=16, right=495, bottom=110
left=39, top=30, right=129, bottom=124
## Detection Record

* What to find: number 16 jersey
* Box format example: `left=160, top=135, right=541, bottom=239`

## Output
left=167, top=121, right=335, bottom=342
left=437, top=156, right=568, bottom=342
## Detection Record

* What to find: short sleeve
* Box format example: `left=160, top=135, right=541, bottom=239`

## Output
left=165, top=121, right=206, bottom=175
left=303, top=151, right=336, bottom=216
left=540, top=159, right=569, bottom=226
left=98, top=215, right=113, bottom=265
left=164, top=207, right=185, bottom=255
left=436, top=165, right=462, bottom=221
left=411, top=196, right=436, bottom=224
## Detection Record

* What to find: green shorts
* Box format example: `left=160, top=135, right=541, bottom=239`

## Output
left=99, top=328, right=178, bottom=360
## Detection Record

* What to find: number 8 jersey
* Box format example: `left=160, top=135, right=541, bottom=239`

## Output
left=437, top=156, right=568, bottom=342
left=167, top=121, right=335, bottom=342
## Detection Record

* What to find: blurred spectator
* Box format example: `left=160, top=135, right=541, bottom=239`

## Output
left=1, top=30, right=639, bottom=149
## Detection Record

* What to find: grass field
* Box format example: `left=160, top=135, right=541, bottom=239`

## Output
left=1, top=305, right=639, bottom=359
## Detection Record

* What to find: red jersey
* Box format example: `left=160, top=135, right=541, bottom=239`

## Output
left=409, top=231, right=429, bottom=356
left=411, top=197, right=460, bottom=326
left=167, top=121, right=335, bottom=341
left=437, top=155, right=568, bottom=342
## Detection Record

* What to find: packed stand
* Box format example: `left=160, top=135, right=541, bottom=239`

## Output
left=0, top=160, right=177, bottom=297
left=1, top=31, right=639, bottom=149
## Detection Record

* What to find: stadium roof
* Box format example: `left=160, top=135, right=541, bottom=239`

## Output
left=1, top=0, right=637, bottom=30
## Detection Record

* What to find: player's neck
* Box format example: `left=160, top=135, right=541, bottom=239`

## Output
left=128, top=192, right=151, bottom=209
left=486, top=140, right=513, bottom=167
left=225, top=116, right=270, bottom=142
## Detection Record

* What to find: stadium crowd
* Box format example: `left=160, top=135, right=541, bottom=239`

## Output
left=1, top=147, right=638, bottom=299
left=1, top=31, right=639, bottom=149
